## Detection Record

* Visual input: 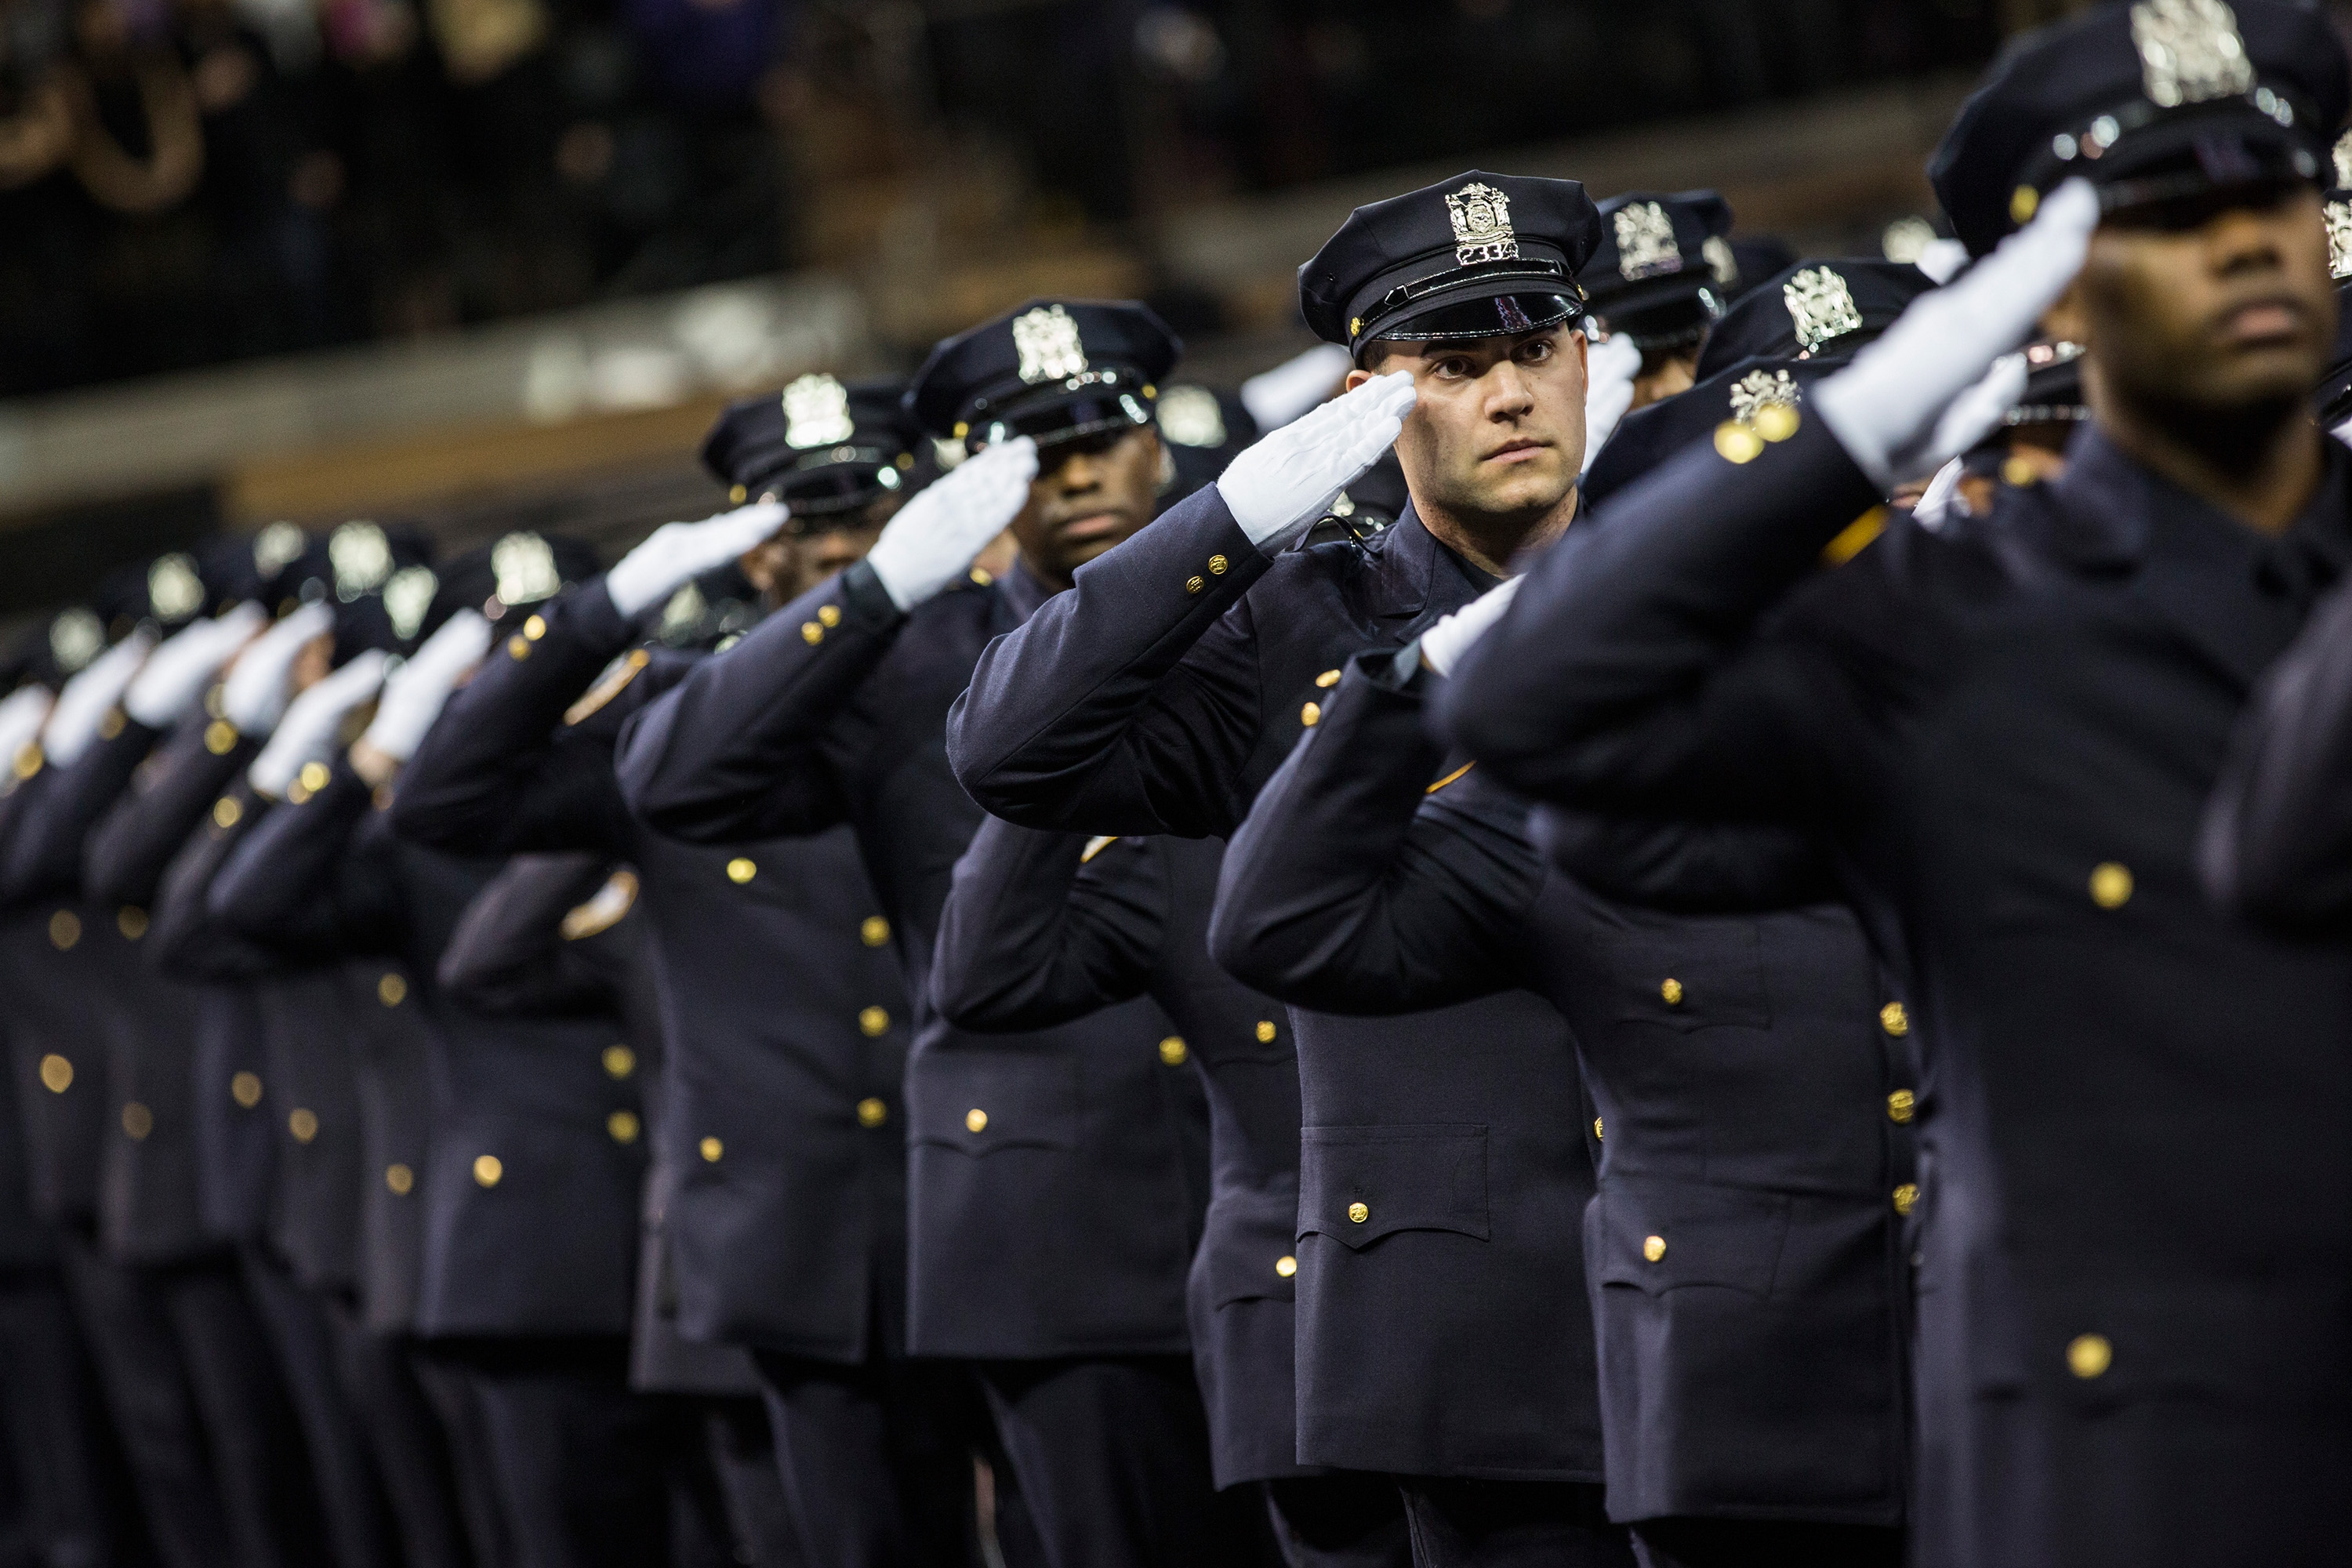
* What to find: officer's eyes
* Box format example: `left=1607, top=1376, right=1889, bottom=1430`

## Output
left=1432, top=358, right=1475, bottom=379
left=1517, top=339, right=1555, bottom=365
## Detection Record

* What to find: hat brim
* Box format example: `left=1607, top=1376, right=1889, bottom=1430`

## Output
left=965, top=383, right=1156, bottom=453
left=1359, top=284, right=1581, bottom=358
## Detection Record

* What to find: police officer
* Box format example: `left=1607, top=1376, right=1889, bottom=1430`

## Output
left=1581, top=191, right=1738, bottom=409
left=1444, top=5, right=2351, bottom=1562
left=616, top=301, right=1229, bottom=1567
left=942, top=176, right=1624, bottom=1565
left=390, top=387, right=976, bottom=1568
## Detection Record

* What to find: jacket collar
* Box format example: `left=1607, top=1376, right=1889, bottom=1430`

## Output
left=1361, top=500, right=1504, bottom=625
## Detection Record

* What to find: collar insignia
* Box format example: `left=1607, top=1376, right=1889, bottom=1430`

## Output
left=2130, top=0, right=2253, bottom=110
left=330, top=521, right=392, bottom=601
left=1014, top=305, right=1088, bottom=384
left=1784, top=267, right=1862, bottom=354
left=1445, top=182, right=1519, bottom=267
left=1612, top=202, right=1682, bottom=280
left=1728, top=368, right=1801, bottom=423
left=492, top=532, right=561, bottom=606
left=148, top=554, right=205, bottom=620
left=782, top=373, right=855, bottom=449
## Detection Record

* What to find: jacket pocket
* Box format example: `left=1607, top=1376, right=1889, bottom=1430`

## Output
left=1297, top=1124, right=1489, bottom=1253
left=906, top=1052, right=1079, bottom=1157
left=1591, top=1180, right=1790, bottom=1298
left=1606, top=923, right=1773, bottom=1033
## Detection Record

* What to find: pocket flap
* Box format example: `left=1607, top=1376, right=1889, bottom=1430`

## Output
left=1298, top=1124, right=1489, bottom=1251
left=1606, top=923, right=1772, bottom=1033
left=1591, top=1181, right=1790, bottom=1296
left=906, top=1051, right=1077, bottom=1156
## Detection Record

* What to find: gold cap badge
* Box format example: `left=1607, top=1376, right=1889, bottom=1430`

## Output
left=492, top=532, right=561, bottom=605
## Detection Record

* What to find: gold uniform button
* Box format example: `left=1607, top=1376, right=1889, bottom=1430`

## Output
left=122, top=1103, right=152, bottom=1141
left=857, top=1098, right=888, bottom=1128
left=729, top=484, right=747, bottom=504
left=1642, top=1234, right=1667, bottom=1262
left=212, top=797, right=241, bottom=829
left=860, top=916, right=890, bottom=947
left=99, top=709, right=124, bottom=740
left=1751, top=402, right=1800, bottom=443
left=507, top=635, right=531, bottom=660
left=858, top=1007, right=890, bottom=1037
left=38, top=1055, right=73, bottom=1094
left=818, top=604, right=842, bottom=628
left=968, top=567, right=993, bottom=586
left=602, top=1045, right=635, bottom=1080
left=2067, top=1333, right=2112, bottom=1379
left=1714, top=421, right=1765, bottom=464
left=607, top=1110, right=640, bottom=1145
left=299, top=761, right=330, bottom=794
left=1893, top=1182, right=1919, bottom=1216
left=2089, top=862, right=2132, bottom=909
left=800, top=622, right=824, bottom=644
left=205, top=720, right=238, bottom=755
left=49, top=911, right=79, bottom=950
left=13, top=743, right=42, bottom=780
left=726, top=858, right=757, bottom=884
left=1316, top=669, right=1341, bottom=688
left=1207, top=554, right=1229, bottom=575
left=1255, top=1020, right=1277, bottom=1044
left=1660, top=978, right=1683, bottom=1005
left=1185, top=575, right=1205, bottom=594
left=473, top=1155, right=503, bottom=1188
left=230, top=1071, right=263, bottom=1109
left=385, top=1163, right=414, bottom=1195
left=117, top=906, right=147, bottom=940
left=965, top=1109, right=989, bottom=1134
left=1346, top=1202, right=1370, bottom=1224
left=1158, top=1037, right=1189, bottom=1067
left=1888, top=1089, right=1917, bottom=1125
left=379, top=974, right=408, bottom=1007
left=524, top=615, right=546, bottom=641
left=699, top=1136, right=724, bottom=1163
left=1593, top=1116, right=1604, bottom=1140
left=1300, top=702, right=1321, bottom=728
left=1880, top=1000, right=1909, bottom=1037
left=1275, top=1255, right=1298, bottom=1278
left=289, top=1109, right=319, bottom=1144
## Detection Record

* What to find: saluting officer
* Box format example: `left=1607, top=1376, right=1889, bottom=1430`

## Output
left=1445, top=5, right=2352, bottom=1563
left=615, top=301, right=1235, bottom=1567
left=944, top=176, right=1632, bottom=1563
left=390, top=387, right=982, bottom=1568
left=1581, top=190, right=1739, bottom=409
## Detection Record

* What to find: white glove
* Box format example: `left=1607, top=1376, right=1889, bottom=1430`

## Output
left=124, top=604, right=266, bottom=728
left=1580, top=332, right=1643, bottom=478
left=220, top=602, right=336, bottom=736
left=1817, top=178, right=2096, bottom=488
left=361, top=610, right=492, bottom=764
left=1218, top=371, right=1417, bottom=548
left=1417, top=576, right=1523, bottom=678
left=607, top=502, right=788, bottom=618
left=1914, top=238, right=1973, bottom=285
left=1239, top=343, right=1352, bottom=433
left=42, top=630, right=154, bottom=768
left=249, top=651, right=388, bottom=797
left=0, top=686, right=54, bottom=773
left=865, top=437, right=1039, bottom=611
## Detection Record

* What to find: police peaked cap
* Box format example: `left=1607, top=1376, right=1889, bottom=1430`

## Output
left=906, top=299, right=1182, bottom=452
left=702, top=377, right=927, bottom=520
left=1584, top=191, right=1738, bottom=349
left=1693, top=259, right=1934, bottom=381
left=426, top=531, right=601, bottom=636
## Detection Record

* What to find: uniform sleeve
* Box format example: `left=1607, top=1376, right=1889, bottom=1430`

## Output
left=208, top=759, right=405, bottom=956
left=434, top=852, right=622, bottom=1016
left=928, top=818, right=1164, bottom=1031
left=148, top=781, right=308, bottom=979
left=2200, top=572, right=2352, bottom=930
left=1533, top=808, right=1837, bottom=913
left=85, top=713, right=261, bottom=908
left=0, top=718, right=160, bottom=902
left=1443, top=416, right=1886, bottom=818
left=1207, top=652, right=1534, bottom=1014
left=946, top=482, right=1273, bottom=837
left=613, top=564, right=887, bottom=844
left=391, top=579, right=641, bottom=857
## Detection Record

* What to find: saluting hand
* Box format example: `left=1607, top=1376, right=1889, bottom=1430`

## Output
left=865, top=435, right=1040, bottom=611
left=1417, top=575, right=1524, bottom=679
left=0, top=687, right=53, bottom=775
left=1580, top=332, right=1643, bottom=479
left=220, top=602, right=336, bottom=736
left=123, top=604, right=267, bottom=729
left=1218, top=369, right=1416, bottom=550
left=249, top=649, right=389, bottom=798
left=360, top=610, right=494, bottom=770
left=606, top=501, right=789, bottom=619
left=42, top=628, right=156, bottom=768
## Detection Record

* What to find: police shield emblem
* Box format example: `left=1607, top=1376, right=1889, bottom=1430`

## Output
left=2328, top=199, right=2352, bottom=280
left=1446, top=183, right=1520, bottom=267
left=147, top=554, right=205, bottom=620
left=1014, top=306, right=1089, bottom=385
left=1784, top=267, right=1863, bottom=354
left=2130, top=0, right=2253, bottom=109
left=492, top=532, right=561, bottom=606
left=329, top=521, right=393, bottom=600
left=782, top=373, right=856, bottom=449
left=1613, top=202, right=1683, bottom=280
left=1728, top=368, right=1801, bottom=425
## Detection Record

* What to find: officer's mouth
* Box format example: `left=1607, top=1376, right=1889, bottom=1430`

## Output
left=2214, top=295, right=2309, bottom=349
left=1054, top=511, right=1132, bottom=543
left=1483, top=437, right=1552, bottom=466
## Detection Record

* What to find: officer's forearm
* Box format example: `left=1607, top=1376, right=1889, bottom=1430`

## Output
left=86, top=715, right=259, bottom=908
left=931, top=818, right=1156, bottom=1031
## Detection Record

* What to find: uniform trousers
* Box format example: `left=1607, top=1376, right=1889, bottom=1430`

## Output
left=409, top=1349, right=514, bottom=1568
left=0, top=1265, right=143, bottom=1568
left=1628, top=1521, right=1902, bottom=1568
left=320, top=1302, right=474, bottom=1568
left=975, top=1356, right=1267, bottom=1568
left=1265, top=1475, right=1414, bottom=1568
left=702, top=1397, right=801, bottom=1568
left=1396, top=1480, right=1632, bottom=1568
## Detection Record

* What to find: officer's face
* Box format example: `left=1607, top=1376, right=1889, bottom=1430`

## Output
left=2054, top=185, right=2336, bottom=422
left=1349, top=327, right=1587, bottom=530
left=1008, top=426, right=1162, bottom=590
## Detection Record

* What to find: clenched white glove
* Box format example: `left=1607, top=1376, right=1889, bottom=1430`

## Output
left=361, top=610, right=492, bottom=764
left=1219, top=371, right=1417, bottom=549
left=865, top=437, right=1039, bottom=611
left=1417, top=576, right=1524, bottom=678
left=1240, top=343, right=1352, bottom=433
left=1817, top=179, right=2096, bottom=488
left=1580, top=332, right=1643, bottom=478
left=43, top=630, right=154, bottom=768
left=249, top=651, right=387, bottom=797
left=124, top=604, right=266, bottom=728
left=0, top=686, right=54, bottom=773
left=607, top=502, right=788, bottom=618
left=221, top=602, right=336, bottom=736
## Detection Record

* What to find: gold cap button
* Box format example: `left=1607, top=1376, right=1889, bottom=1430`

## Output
left=117, top=906, right=147, bottom=940
left=857, top=1097, right=888, bottom=1128
left=727, top=858, right=757, bottom=884
left=699, top=1136, right=724, bottom=1163
left=38, top=1054, right=72, bottom=1094
left=858, top=1006, right=890, bottom=1037
left=965, top=1109, right=989, bottom=1134
left=48, top=910, right=78, bottom=950
left=379, top=973, right=407, bottom=1007
left=2067, top=1333, right=2112, bottom=1379
left=861, top=916, right=890, bottom=946
left=1893, top=1182, right=1919, bottom=1215
left=2089, top=862, right=2132, bottom=909
left=1255, top=1020, right=1277, bottom=1044
left=1642, top=1234, right=1667, bottom=1262
left=1660, top=977, right=1683, bottom=1005
left=602, top=1045, right=635, bottom=1079
left=818, top=604, right=841, bottom=628
left=385, top=1163, right=414, bottom=1196
left=1346, top=1201, right=1369, bottom=1224
left=1275, top=1255, right=1298, bottom=1278
left=122, top=1103, right=152, bottom=1141
left=231, top=1070, right=263, bottom=1109
left=1300, top=702, right=1320, bottom=727
left=1880, top=1000, right=1909, bottom=1037
left=289, top=1109, right=318, bottom=1144
left=1887, top=1089, right=1916, bottom=1124
left=607, top=1110, right=640, bottom=1145
left=1158, top=1036, right=1188, bottom=1066
left=473, top=1154, right=503, bottom=1187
